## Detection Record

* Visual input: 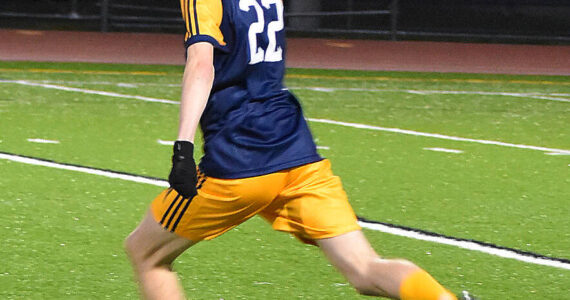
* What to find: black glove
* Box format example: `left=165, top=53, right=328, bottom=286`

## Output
left=168, top=141, right=198, bottom=198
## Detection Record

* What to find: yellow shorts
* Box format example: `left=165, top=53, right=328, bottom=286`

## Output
left=150, top=159, right=360, bottom=243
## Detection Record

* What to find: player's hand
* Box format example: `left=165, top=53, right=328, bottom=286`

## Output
left=168, top=141, right=198, bottom=199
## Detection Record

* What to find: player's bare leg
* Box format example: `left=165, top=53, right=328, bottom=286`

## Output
left=317, top=230, right=456, bottom=300
left=125, top=211, right=195, bottom=300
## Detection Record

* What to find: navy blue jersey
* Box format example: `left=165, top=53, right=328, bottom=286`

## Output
left=181, top=0, right=321, bottom=178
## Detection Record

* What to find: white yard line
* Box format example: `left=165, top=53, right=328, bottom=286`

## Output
left=27, top=138, right=60, bottom=144
left=545, top=152, right=570, bottom=156
left=357, top=221, right=570, bottom=271
left=1, top=151, right=568, bottom=270
left=290, top=86, right=570, bottom=103
left=3, top=80, right=569, bottom=154
left=0, top=80, right=179, bottom=104
left=401, top=89, right=570, bottom=103
left=528, top=95, right=570, bottom=102
left=308, top=118, right=570, bottom=154
left=157, top=139, right=175, bottom=146
left=0, top=153, right=169, bottom=188
left=5, top=79, right=570, bottom=102
left=23, top=80, right=182, bottom=88
left=423, top=147, right=463, bottom=154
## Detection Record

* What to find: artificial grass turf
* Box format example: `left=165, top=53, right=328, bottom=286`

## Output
left=1, top=161, right=569, bottom=300
left=2, top=61, right=568, bottom=148
left=1, top=61, right=569, bottom=298
left=312, top=122, right=570, bottom=259
left=1, top=161, right=568, bottom=299
left=1, top=63, right=568, bottom=256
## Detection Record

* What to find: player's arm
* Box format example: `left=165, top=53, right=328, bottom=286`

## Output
left=169, top=42, right=214, bottom=198
left=177, top=42, right=214, bottom=143
left=177, top=0, right=222, bottom=143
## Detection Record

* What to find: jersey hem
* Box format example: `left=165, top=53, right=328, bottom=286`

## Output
left=201, top=155, right=323, bottom=179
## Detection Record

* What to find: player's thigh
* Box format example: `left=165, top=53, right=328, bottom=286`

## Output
left=126, top=211, right=195, bottom=268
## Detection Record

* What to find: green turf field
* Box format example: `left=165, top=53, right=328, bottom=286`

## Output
left=0, top=61, right=569, bottom=299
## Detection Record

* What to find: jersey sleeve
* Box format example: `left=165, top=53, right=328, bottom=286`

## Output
left=180, top=0, right=227, bottom=49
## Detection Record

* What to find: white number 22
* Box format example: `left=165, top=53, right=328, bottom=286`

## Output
left=239, top=0, right=284, bottom=64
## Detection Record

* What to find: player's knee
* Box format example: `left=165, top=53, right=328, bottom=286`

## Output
left=352, top=280, right=379, bottom=296
left=124, top=232, right=150, bottom=266
left=124, top=233, right=139, bottom=262
left=346, top=260, right=382, bottom=296
left=350, top=258, right=419, bottom=297
left=350, top=274, right=381, bottom=296
left=124, top=232, right=175, bottom=271
left=392, top=258, right=418, bottom=269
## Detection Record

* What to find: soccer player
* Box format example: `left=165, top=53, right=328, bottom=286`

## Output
left=125, top=0, right=474, bottom=299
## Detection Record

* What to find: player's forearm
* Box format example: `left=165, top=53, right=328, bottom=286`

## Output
left=177, top=43, right=215, bottom=143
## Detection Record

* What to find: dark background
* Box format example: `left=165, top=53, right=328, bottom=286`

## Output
left=0, top=0, right=569, bottom=44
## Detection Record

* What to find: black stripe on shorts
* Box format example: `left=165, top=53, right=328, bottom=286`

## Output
left=164, top=196, right=186, bottom=230
left=160, top=193, right=182, bottom=225
left=170, top=197, right=192, bottom=232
